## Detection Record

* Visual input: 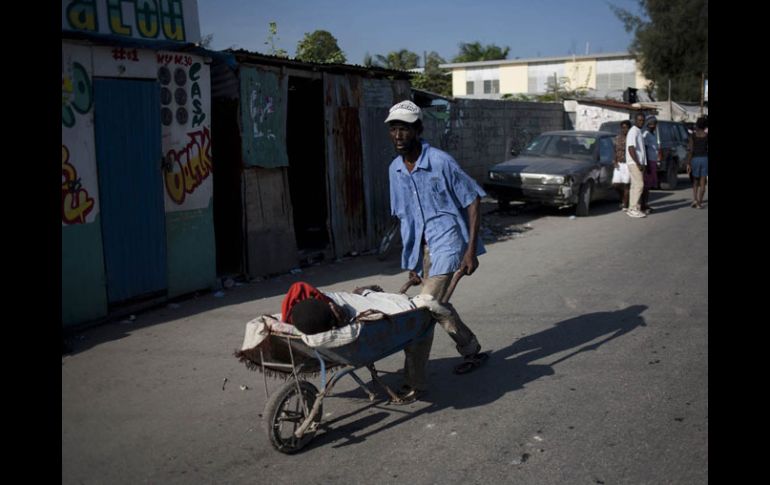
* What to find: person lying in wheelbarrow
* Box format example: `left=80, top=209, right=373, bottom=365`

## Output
left=283, top=281, right=489, bottom=404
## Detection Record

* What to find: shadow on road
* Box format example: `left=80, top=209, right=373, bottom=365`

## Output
left=308, top=304, right=648, bottom=450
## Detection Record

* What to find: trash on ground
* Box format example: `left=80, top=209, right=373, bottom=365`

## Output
left=511, top=453, right=530, bottom=465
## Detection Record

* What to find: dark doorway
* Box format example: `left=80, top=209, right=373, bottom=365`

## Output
left=212, top=96, right=245, bottom=276
left=286, top=76, right=329, bottom=262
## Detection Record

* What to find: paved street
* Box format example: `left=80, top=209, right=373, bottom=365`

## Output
left=62, top=177, right=708, bottom=484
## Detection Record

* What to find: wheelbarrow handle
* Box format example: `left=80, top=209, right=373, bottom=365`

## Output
left=440, top=270, right=465, bottom=304
left=399, top=270, right=465, bottom=303
left=399, top=272, right=423, bottom=294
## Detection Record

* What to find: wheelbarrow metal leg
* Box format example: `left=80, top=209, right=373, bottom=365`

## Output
left=348, top=371, right=376, bottom=401
left=366, top=364, right=404, bottom=403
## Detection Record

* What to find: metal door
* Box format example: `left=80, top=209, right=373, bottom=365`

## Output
left=94, top=78, right=167, bottom=303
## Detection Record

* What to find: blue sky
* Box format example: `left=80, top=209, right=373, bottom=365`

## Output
left=197, top=0, right=644, bottom=65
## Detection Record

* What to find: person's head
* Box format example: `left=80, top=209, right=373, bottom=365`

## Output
left=289, top=298, right=342, bottom=335
left=620, top=120, right=631, bottom=135
left=696, top=116, right=707, bottom=130
left=645, top=115, right=657, bottom=131
left=633, top=112, right=645, bottom=128
left=385, top=100, right=423, bottom=156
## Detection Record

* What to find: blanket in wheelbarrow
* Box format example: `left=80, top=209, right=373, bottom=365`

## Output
left=234, top=314, right=363, bottom=378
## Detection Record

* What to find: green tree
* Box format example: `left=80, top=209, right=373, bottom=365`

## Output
left=411, top=51, right=452, bottom=97
left=611, top=0, right=707, bottom=101
left=372, top=49, right=420, bottom=71
left=264, top=22, right=288, bottom=57
left=295, top=30, right=346, bottom=63
left=198, top=33, right=214, bottom=48
left=451, top=41, right=510, bottom=62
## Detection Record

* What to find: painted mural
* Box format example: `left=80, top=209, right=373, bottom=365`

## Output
left=157, top=51, right=212, bottom=211
left=240, top=66, right=289, bottom=168
left=90, top=46, right=212, bottom=211
left=62, top=44, right=99, bottom=225
left=62, top=0, right=201, bottom=44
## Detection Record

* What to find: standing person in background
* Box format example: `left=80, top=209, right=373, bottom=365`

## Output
left=641, top=115, right=660, bottom=214
left=385, top=100, right=489, bottom=402
left=686, top=116, right=709, bottom=208
left=612, top=120, right=632, bottom=211
left=625, top=112, right=648, bottom=218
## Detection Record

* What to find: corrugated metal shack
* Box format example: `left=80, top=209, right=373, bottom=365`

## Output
left=210, top=51, right=411, bottom=278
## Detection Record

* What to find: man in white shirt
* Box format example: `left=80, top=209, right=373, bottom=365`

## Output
left=625, top=112, right=648, bottom=218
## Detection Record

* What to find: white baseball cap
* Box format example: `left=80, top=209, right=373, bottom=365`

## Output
left=384, top=100, right=422, bottom=124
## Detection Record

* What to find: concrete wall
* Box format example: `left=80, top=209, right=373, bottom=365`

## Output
left=564, top=59, right=596, bottom=90
left=574, top=104, right=630, bottom=131
left=452, top=67, right=467, bottom=96
left=422, top=99, right=564, bottom=185
left=500, top=64, right=528, bottom=94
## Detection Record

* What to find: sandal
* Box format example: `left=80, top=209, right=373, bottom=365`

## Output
left=690, top=201, right=698, bottom=208
left=389, top=385, right=423, bottom=405
left=453, top=352, right=490, bottom=375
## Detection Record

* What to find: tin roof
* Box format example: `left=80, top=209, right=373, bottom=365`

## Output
left=227, top=49, right=412, bottom=80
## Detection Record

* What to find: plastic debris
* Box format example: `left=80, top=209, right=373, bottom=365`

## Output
left=569, top=215, right=576, bottom=220
left=511, top=453, right=530, bottom=465
left=222, top=278, right=235, bottom=289
left=240, top=385, right=249, bottom=391
left=289, top=268, right=303, bottom=274
left=222, top=378, right=228, bottom=391
left=213, top=291, right=225, bottom=298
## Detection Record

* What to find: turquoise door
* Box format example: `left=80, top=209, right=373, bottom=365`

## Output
left=94, top=79, right=167, bottom=304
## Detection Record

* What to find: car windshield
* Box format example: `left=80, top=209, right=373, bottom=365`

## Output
left=523, top=134, right=599, bottom=160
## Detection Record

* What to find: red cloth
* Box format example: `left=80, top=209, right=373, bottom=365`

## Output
left=281, top=282, right=331, bottom=323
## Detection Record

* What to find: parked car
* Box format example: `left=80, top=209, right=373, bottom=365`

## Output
left=484, top=130, right=618, bottom=216
left=598, top=119, right=690, bottom=189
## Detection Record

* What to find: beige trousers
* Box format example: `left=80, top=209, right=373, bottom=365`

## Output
left=628, top=162, right=645, bottom=211
left=403, top=246, right=481, bottom=391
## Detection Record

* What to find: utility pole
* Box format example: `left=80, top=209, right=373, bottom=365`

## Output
left=700, top=72, right=705, bottom=116
left=668, top=79, right=672, bottom=121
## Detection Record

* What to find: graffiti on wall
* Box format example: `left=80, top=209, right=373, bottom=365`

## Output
left=62, top=61, right=93, bottom=127
left=163, top=127, right=212, bottom=204
left=249, top=86, right=276, bottom=140
left=62, top=145, right=96, bottom=224
left=64, top=0, right=188, bottom=42
left=157, top=55, right=206, bottom=128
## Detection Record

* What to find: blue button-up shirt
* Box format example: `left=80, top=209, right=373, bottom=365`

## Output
left=389, top=141, right=486, bottom=277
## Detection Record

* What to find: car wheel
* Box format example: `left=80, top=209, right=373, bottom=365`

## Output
left=575, top=181, right=592, bottom=217
left=660, top=162, right=678, bottom=190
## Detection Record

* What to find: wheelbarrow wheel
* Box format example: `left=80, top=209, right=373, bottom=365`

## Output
left=263, top=380, right=321, bottom=454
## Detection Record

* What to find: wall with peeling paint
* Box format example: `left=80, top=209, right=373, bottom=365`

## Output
left=62, top=40, right=216, bottom=326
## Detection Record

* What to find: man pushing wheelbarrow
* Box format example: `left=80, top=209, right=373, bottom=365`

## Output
left=384, top=100, right=490, bottom=400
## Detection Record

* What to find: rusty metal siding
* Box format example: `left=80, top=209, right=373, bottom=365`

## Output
left=324, top=76, right=413, bottom=257
left=358, top=78, right=401, bottom=248
left=324, top=73, right=365, bottom=258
